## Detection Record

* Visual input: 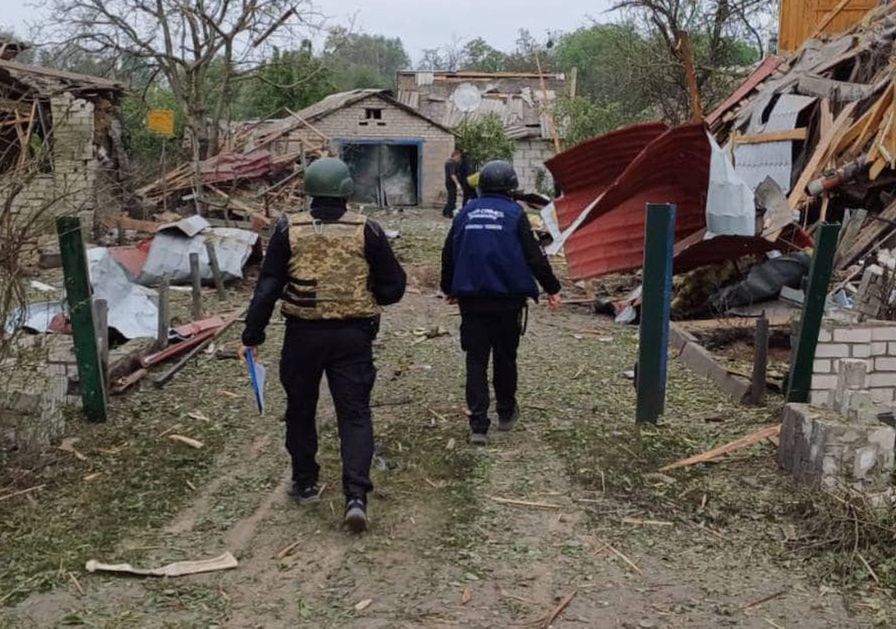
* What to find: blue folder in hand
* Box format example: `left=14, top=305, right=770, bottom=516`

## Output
left=245, top=348, right=266, bottom=415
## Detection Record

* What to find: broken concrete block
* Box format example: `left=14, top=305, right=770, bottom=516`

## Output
left=778, top=403, right=896, bottom=492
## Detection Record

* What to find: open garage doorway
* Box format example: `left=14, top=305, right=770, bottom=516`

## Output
left=340, top=142, right=421, bottom=207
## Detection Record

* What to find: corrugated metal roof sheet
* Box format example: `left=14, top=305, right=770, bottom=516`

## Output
left=672, top=225, right=813, bottom=274
left=547, top=123, right=712, bottom=280
left=547, top=122, right=669, bottom=230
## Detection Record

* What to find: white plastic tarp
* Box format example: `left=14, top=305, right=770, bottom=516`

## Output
left=706, top=132, right=756, bottom=238
left=4, top=301, right=64, bottom=334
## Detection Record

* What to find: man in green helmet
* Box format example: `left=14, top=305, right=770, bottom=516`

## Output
left=240, top=157, right=407, bottom=533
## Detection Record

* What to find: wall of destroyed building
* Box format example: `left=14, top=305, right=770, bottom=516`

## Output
left=289, top=96, right=454, bottom=206
left=9, top=92, right=127, bottom=237
left=810, top=320, right=896, bottom=406
left=513, top=138, right=554, bottom=194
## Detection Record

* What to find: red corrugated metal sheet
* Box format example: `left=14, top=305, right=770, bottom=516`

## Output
left=706, top=56, right=782, bottom=126
left=108, top=240, right=152, bottom=279
left=199, top=149, right=272, bottom=184
left=547, top=123, right=712, bottom=280
left=548, top=123, right=669, bottom=229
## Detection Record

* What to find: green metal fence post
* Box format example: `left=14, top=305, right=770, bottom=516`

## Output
left=787, top=222, right=841, bottom=403
left=57, top=216, right=107, bottom=422
left=636, top=203, right=676, bottom=424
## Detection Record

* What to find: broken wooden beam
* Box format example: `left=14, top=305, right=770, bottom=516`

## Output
left=733, top=128, right=808, bottom=145
left=659, top=425, right=782, bottom=472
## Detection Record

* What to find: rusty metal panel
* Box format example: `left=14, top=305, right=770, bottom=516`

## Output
left=706, top=56, right=782, bottom=127
left=547, top=122, right=669, bottom=230
left=547, top=123, right=712, bottom=280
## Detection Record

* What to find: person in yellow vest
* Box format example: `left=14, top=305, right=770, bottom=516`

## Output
left=240, top=157, right=406, bottom=533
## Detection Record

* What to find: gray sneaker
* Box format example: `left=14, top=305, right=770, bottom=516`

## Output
left=288, top=483, right=321, bottom=505
left=469, top=432, right=489, bottom=446
left=497, top=405, right=520, bottom=432
left=344, top=498, right=368, bottom=533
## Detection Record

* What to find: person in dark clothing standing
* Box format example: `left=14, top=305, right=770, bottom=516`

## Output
left=440, top=160, right=561, bottom=445
left=240, top=157, right=406, bottom=532
left=443, top=150, right=463, bottom=218
left=458, top=151, right=478, bottom=207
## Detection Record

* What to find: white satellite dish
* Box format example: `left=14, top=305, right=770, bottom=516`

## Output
left=453, top=83, right=482, bottom=113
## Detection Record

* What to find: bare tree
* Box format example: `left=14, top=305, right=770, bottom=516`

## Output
left=43, top=0, right=324, bottom=210
left=612, top=0, right=774, bottom=122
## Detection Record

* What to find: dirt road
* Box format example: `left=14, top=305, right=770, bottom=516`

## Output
left=0, top=211, right=883, bottom=627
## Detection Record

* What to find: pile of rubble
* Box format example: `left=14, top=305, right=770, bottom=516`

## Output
left=135, top=112, right=330, bottom=224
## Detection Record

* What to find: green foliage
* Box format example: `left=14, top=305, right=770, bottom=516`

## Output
left=239, top=45, right=335, bottom=119
left=454, top=115, right=514, bottom=169
left=324, top=30, right=410, bottom=90
left=462, top=38, right=508, bottom=73
left=120, top=88, right=187, bottom=182
left=556, top=96, right=632, bottom=149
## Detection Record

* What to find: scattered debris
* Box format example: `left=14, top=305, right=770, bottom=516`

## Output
left=168, top=434, right=204, bottom=449
left=742, top=590, right=788, bottom=610
left=85, top=552, right=238, bottom=577
left=461, top=585, right=473, bottom=605
left=660, top=425, right=782, bottom=472
left=0, top=485, right=45, bottom=502
left=489, top=496, right=562, bottom=511
left=354, top=598, right=373, bottom=612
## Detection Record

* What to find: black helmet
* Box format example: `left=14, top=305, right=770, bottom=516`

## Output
left=478, top=160, right=519, bottom=195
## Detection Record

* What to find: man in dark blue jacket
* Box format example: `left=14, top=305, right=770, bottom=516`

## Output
left=440, top=161, right=561, bottom=445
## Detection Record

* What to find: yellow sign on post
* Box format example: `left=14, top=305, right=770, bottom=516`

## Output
left=147, top=109, right=175, bottom=137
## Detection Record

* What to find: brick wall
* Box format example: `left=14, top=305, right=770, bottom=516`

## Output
left=810, top=320, right=896, bottom=406
left=512, top=138, right=554, bottom=194
left=11, top=93, right=100, bottom=230
left=289, top=96, right=455, bottom=206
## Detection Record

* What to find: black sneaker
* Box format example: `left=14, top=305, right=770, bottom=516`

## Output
left=344, top=497, right=368, bottom=533
left=469, top=432, right=489, bottom=446
left=287, top=483, right=321, bottom=505
left=497, top=404, right=520, bottom=432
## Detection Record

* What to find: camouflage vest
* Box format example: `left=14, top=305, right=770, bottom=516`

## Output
left=281, top=211, right=380, bottom=320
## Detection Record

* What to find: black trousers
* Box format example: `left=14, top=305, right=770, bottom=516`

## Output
left=462, top=186, right=477, bottom=207
left=444, top=185, right=457, bottom=217
left=279, top=321, right=376, bottom=499
left=460, top=308, right=523, bottom=434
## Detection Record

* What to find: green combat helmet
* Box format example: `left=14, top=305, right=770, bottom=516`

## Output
left=304, top=157, right=355, bottom=198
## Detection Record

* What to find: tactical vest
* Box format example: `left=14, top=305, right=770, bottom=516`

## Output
left=281, top=211, right=380, bottom=320
left=451, top=195, right=540, bottom=299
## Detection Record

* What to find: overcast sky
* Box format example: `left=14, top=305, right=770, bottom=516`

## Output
left=2, top=0, right=618, bottom=64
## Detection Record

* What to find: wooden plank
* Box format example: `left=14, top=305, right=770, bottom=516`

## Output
left=789, top=102, right=858, bottom=209
left=190, top=253, right=203, bottom=321
left=733, top=128, right=808, bottom=145
left=810, top=0, right=854, bottom=40
left=659, top=425, right=782, bottom=472
left=839, top=199, right=896, bottom=268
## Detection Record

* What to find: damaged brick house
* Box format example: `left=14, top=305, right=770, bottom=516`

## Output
left=0, top=41, right=130, bottom=235
left=396, top=71, right=567, bottom=194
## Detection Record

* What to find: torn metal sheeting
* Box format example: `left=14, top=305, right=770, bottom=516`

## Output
left=734, top=94, right=816, bottom=193
left=138, top=226, right=259, bottom=286
left=4, top=301, right=64, bottom=335
left=157, top=215, right=211, bottom=238
left=707, top=56, right=782, bottom=127
left=88, top=248, right=159, bottom=339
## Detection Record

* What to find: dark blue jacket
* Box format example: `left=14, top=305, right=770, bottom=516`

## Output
left=447, top=195, right=543, bottom=300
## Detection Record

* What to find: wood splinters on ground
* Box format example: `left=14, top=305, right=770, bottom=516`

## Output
left=659, top=425, right=782, bottom=472
left=596, top=538, right=642, bottom=575
left=217, top=389, right=239, bottom=398
left=354, top=598, right=373, bottom=612
left=527, top=591, right=577, bottom=629
left=188, top=411, right=211, bottom=422
left=489, top=496, right=562, bottom=510
left=460, top=584, right=472, bottom=605
left=622, top=518, right=674, bottom=527
left=82, top=473, right=102, bottom=482
left=157, top=424, right=182, bottom=438
left=858, top=553, right=880, bottom=584
left=276, top=540, right=301, bottom=560
left=742, top=589, right=787, bottom=610
left=0, top=484, right=45, bottom=502
left=168, top=434, right=204, bottom=449
left=68, top=571, right=85, bottom=596
left=185, top=480, right=197, bottom=491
